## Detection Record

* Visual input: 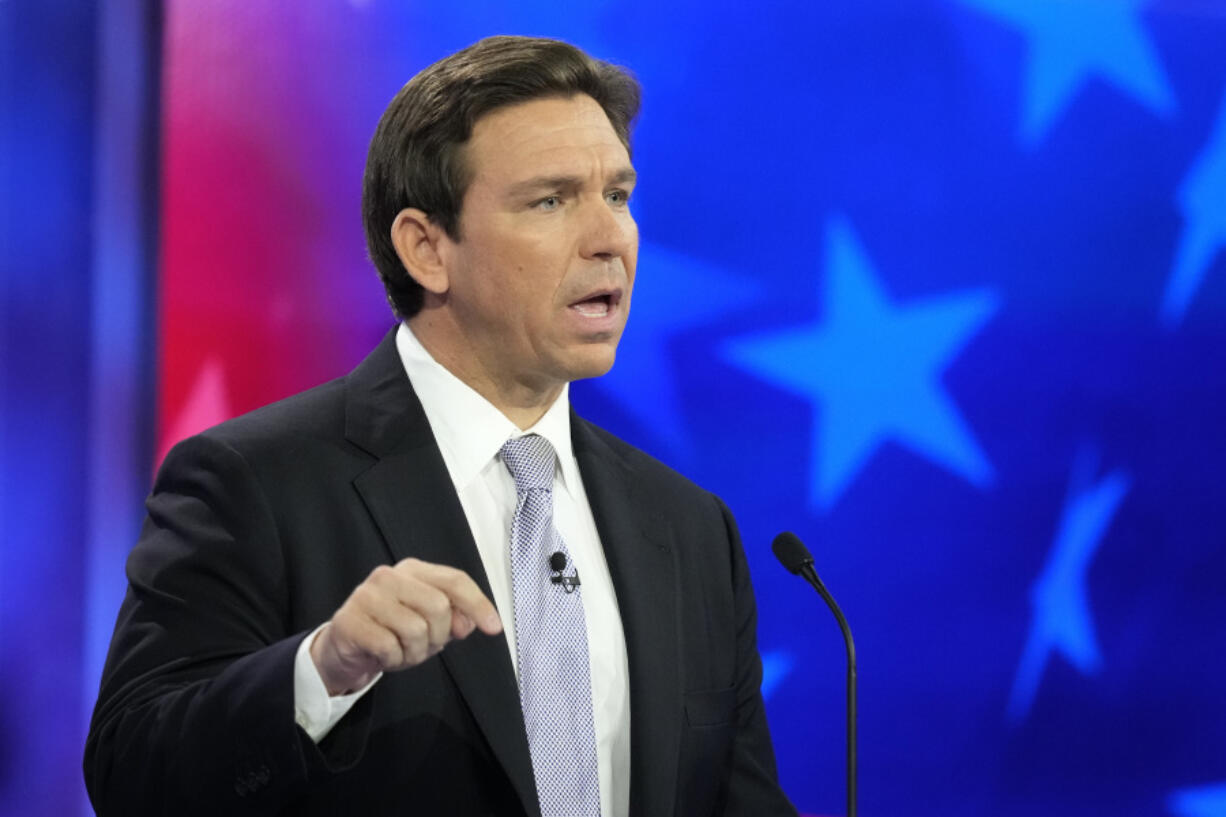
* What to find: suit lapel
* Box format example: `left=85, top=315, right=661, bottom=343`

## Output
left=342, top=331, right=682, bottom=817
left=344, top=330, right=540, bottom=817
left=573, top=416, right=682, bottom=817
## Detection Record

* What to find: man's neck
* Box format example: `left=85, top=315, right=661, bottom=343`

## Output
left=406, top=316, right=564, bottom=431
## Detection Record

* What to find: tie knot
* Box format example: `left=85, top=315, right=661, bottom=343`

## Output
left=500, top=434, right=557, bottom=493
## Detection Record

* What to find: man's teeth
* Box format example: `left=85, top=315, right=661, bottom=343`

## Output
left=573, top=300, right=609, bottom=317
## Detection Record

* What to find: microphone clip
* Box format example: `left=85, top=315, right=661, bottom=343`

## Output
left=550, top=570, right=581, bottom=593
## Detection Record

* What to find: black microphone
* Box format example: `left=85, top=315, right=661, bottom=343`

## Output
left=547, top=551, right=581, bottom=593
left=772, top=531, right=857, bottom=817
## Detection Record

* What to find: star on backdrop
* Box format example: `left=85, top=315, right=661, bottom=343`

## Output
left=156, top=358, right=231, bottom=467
left=759, top=651, right=795, bottom=702
left=722, top=217, right=998, bottom=512
left=597, top=242, right=761, bottom=461
left=1170, top=783, right=1226, bottom=817
left=1162, top=89, right=1226, bottom=328
left=1006, top=449, right=1130, bottom=723
left=958, top=0, right=1175, bottom=145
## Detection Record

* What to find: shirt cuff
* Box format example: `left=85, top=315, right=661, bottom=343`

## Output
left=293, top=623, right=382, bottom=743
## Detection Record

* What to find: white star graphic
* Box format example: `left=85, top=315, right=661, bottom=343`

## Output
left=958, top=0, right=1175, bottom=144
left=1007, top=447, right=1130, bottom=722
left=1170, top=783, right=1226, bottom=817
left=1163, top=90, right=1226, bottom=328
left=723, top=217, right=998, bottom=511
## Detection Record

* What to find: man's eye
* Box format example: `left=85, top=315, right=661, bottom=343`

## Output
left=606, top=189, right=630, bottom=205
left=535, top=196, right=561, bottom=210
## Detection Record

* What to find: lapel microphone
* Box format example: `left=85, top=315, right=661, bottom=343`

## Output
left=772, top=531, right=857, bottom=817
left=548, top=551, right=581, bottom=593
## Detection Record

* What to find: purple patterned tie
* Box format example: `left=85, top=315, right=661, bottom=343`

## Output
left=501, top=434, right=602, bottom=817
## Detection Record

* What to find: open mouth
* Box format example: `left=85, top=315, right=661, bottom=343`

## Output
left=569, top=289, right=621, bottom=318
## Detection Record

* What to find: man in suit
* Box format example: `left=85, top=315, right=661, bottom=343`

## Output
left=85, top=35, right=797, bottom=816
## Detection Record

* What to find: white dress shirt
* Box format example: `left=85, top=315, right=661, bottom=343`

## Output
left=293, top=322, right=631, bottom=817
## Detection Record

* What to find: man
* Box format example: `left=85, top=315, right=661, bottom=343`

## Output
left=85, top=35, right=796, bottom=817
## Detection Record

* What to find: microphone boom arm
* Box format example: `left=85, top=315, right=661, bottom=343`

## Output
left=772, top=532, right=857, bottom=817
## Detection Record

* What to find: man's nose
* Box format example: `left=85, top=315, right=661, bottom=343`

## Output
left=579, top=197, right=636, bottom=262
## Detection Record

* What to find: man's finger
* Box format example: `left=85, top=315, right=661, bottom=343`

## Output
left=334, top=609, right=406, bottom=673
left=351, top=585, right=430, bottom=665
left=451, top=610, right=475, bottom=640
left=397, top=559, right=502, bottom=635
left=392, top=575, right=454, bottom=650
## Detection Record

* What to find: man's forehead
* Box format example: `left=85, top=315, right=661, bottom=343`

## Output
left=466, top=96, right=629, bottom=169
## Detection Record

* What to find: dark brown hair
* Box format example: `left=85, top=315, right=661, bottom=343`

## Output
left=362, top=35, right=642, bottom=319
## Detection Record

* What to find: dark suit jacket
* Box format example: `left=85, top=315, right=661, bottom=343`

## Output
left=84, top=329, right=796, bottom=817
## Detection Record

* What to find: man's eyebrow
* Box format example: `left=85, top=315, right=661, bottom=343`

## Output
left=608, top=167, right=637, bottom=186
left=506, top=167, right=637, bottom=197
left=506, top=175, right=584, bottom=197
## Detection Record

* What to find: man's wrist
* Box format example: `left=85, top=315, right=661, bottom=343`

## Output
left=309, top=623, right=377, bottom=696
left=295, top=624, right=382, bottom=743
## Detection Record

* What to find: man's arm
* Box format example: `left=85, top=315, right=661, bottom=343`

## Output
left=84, top=434, right=366, bottom=816
left=84, top=432, right=501, bottom=816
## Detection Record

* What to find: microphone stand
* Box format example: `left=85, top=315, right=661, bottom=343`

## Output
left=773, top=532, right=856, bottom=817
left=794, top=560, right=856, bottom=817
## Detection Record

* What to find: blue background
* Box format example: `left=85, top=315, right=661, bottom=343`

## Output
left=3, top=1, right=1225, bottom=815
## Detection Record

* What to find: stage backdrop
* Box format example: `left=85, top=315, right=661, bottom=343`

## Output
left=98, top=1, right=1226, bottom=815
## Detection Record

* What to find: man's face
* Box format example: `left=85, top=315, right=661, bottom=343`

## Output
left=434, top=93, right=638, bottom=397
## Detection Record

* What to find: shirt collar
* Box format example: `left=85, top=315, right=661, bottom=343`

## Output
left=395, top=322, right=579, bottom=494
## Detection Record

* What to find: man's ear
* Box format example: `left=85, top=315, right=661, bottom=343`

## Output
left=390, top=208, right=451, bottom=295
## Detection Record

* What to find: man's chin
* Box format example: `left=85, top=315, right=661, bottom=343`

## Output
left=559, top=343, right=620, bottom=383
